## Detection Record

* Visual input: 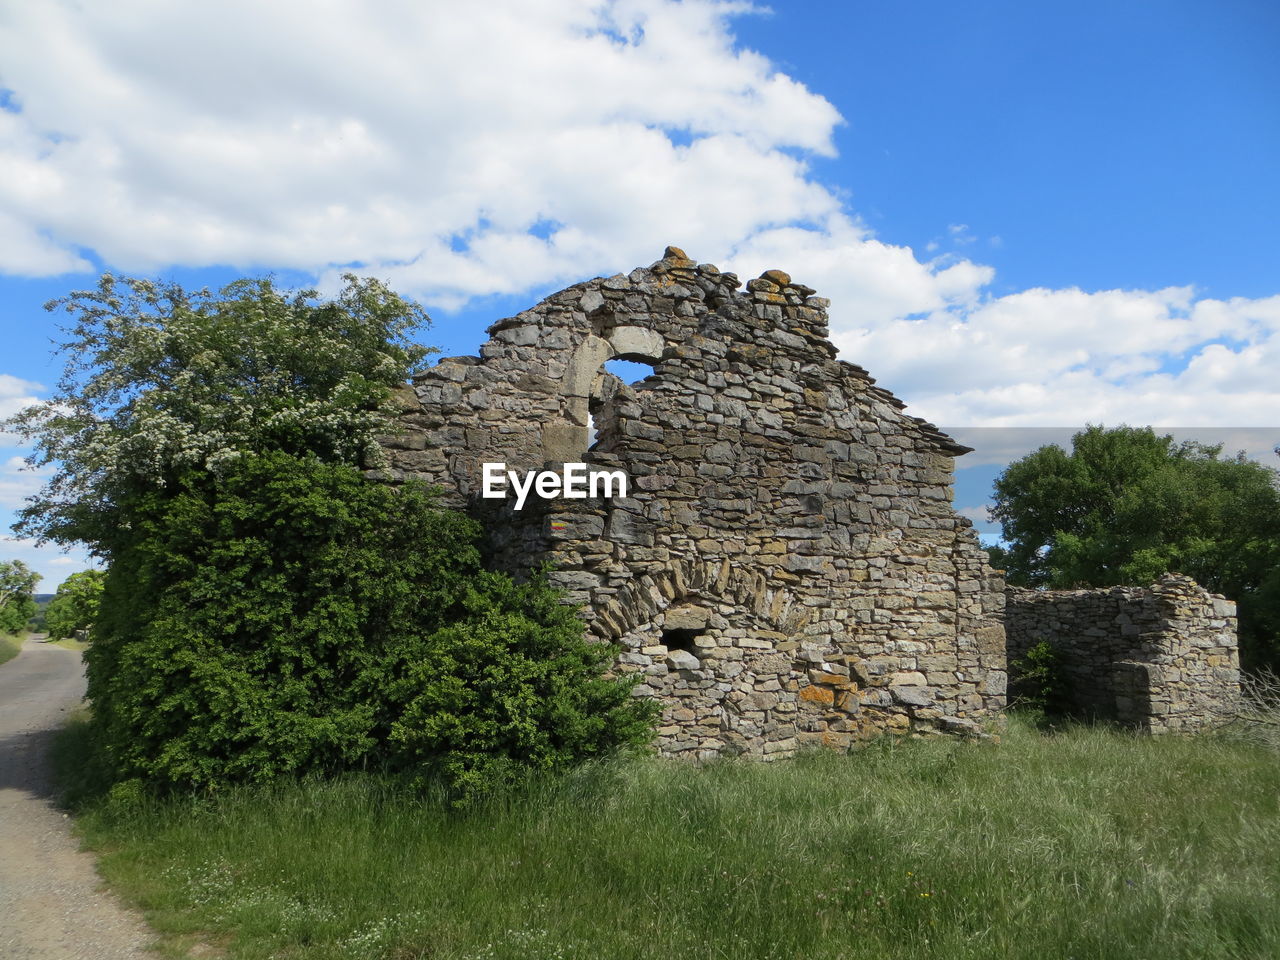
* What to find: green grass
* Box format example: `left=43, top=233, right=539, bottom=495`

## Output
left=0, top=632, right=87, bottom=667
left=54, top=717, right=1280, bottom=960
left=46, top=635, right=90, bottom=655
left=0, top=631, right=24, bottom=666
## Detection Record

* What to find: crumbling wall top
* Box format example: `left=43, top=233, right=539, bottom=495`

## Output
left=397, top=246, right=970, bottom=491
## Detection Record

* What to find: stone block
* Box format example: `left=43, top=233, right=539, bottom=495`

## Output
left=798, top=684, right=835, bottom=705
left=890, top=685, right=935, bottom=707
left=606, top=510, right=655, bottom=546
left=666, top=650, right=702, bottom=672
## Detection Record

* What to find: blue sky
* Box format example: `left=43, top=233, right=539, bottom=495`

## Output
left=738, top=0, right=1280, bottom=298
left=2, top=0, right=1278, bottom=588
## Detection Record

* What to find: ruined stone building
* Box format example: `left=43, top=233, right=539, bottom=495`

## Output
left=381, top=247, right=1241, bottom=755
left=383, top=247, right=1008, bottom=757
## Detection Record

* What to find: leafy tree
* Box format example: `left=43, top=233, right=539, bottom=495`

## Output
left=45, top=569, right=107, bottom=641
left=88, top=452, right=477, bottom=787
left=5, top=273, right=431, bottom=552
left=0, top=559, right=41, bottom=634
left=991, top=425, right=1280, bottom=669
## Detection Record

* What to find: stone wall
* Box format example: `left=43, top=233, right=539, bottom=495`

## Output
left=382, top=247, right=1008, bottom=758
left=1005, top=573, right=1240, bottom=731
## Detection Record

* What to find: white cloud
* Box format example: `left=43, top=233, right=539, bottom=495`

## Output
left=0, top=373, right=42, bottom=444
left=0, top=208, right=93, bottom=276
left=0, top=454, right=50, bottom=511
left=0, top=0, right=841, bottom=290
left=831, top=284, right=1204, bottom=397
left=730, top=218, right=995, bottom=327
left=0, top=536, right=97, bottom=593
left=822, top=283, right=1280, bottom=428
left=721, top=222, right=1280, bottom=429
left=0, top=0, right=1277, bottom=436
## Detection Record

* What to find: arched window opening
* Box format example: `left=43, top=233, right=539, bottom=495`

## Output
left=587, top=357, right=658, bottom=453
left=562, top=326, right=667, bottom=457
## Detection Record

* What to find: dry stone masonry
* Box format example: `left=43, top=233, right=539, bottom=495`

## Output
left=383, top=247, right=1006, bottom=758
left=1005, top=573, right=1240, bottom=732
left=380, top=246, right=1240, bottom=755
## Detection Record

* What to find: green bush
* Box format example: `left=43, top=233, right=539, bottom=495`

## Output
left=1008, top=640, right=1073, bottom=718
left=390, top=571, right=658, bottom=803
left=11, top=272, right=654, bottom=802
left=88, top=451, right=653, bottom=800
left=0, top=597, right=35, bottom=636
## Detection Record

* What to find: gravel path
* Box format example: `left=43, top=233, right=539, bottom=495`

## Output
left=0, top=636, right=154, bottom=958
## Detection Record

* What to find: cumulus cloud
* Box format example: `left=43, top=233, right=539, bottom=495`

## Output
left=0, top=373, right=42, bottom=444
left=0, top=535, right=97, bottom=592
left=825, top=290, right=1280, bottom=427
left=731, top=219, right=995, bottom=327
left=0, top=0, right=841, bottom=291
left=1, top=0, right=1278, bottom=435
left=0, top=454, right=50, bottom=511
left=723, top=223, right=1280, bottom=429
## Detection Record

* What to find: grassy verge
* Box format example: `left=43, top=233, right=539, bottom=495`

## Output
left=54, top=716, right=1280, bottom=960
left=47, top=635, right=90, bottom=655
left=0, top=631, right=25, bottom=666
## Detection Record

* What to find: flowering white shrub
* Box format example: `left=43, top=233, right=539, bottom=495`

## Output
left=4, top=273, right=431, bottom=550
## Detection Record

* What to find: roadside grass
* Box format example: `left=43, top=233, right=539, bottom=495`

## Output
left=54, top=716, right=1280, bottom=960
left=0, top=631, right=24, bottom=666
left=46, top=635, right=90, bottom=655
left=0, top=631, right=87, bottom=666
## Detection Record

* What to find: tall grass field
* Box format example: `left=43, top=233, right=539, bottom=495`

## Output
left=55, top=716, right=1280, bottom=960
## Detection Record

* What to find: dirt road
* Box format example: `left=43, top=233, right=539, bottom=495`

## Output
left=0, top=636, right=153, bottom=958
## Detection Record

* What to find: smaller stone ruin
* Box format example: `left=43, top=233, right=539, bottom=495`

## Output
left=1005, top=573, right=1240, bottom=731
